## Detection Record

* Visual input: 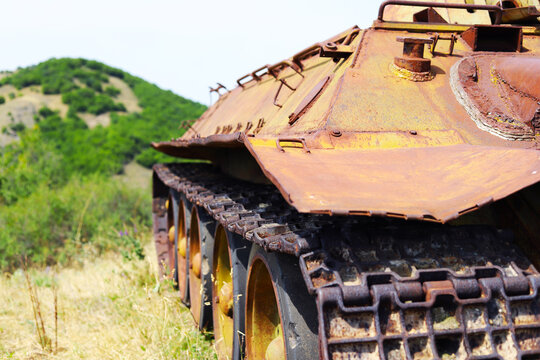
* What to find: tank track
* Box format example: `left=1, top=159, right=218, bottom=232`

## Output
left=153, top=163, right=540, bottom=360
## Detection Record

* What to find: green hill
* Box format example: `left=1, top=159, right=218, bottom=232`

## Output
left=0, top=58, right=206, bottom=269
left=0, top=58, right=205, bottom=173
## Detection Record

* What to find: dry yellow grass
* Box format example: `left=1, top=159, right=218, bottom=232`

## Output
left=0, top=241, right=216, bottom=360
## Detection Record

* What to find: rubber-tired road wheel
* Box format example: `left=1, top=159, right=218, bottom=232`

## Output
left=188, top=206, right=215, bottom=330
left=212, top=225, right=251, bottom=360
left=245, top=245, right=319, bottom=360
left=172, top=190, right=191, bottom=305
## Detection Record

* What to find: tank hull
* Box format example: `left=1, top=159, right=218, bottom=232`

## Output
left=152, top=1, right=540, bottom=358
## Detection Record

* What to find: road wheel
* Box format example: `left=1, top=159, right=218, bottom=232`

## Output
left=212, top=225, right=251, bottom=360
left=188, top=206, right=215, bottom=330
left=166, top=193, right=175, bottom=279
left=151, top=175, right=173, bottom=279
left=245, top=245, right=319, bottom=360
left=173, top=191, right=191, bottom=305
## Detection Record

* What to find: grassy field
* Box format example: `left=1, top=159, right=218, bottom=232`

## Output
left=0, top=240, right=216, bottom=360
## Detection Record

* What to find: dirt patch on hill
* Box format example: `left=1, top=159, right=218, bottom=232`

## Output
left=0, top=86, right=70, bottom=145
left=108, top=76, right=141, bottom=113
left=79, top=112, right=112, bottom=128
left=114, top=161, right=152, bottom=190
left=0, top=85, right=69, bottom=118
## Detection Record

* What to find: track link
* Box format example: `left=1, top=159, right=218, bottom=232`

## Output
left=153, top=163, right=540, bottom=360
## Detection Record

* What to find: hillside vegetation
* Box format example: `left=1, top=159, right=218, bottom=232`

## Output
left=0, top=58, right=206, bottom=270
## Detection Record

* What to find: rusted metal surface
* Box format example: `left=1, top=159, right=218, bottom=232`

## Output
left=166, top=26, right=361, bottom=141
left=413, top=7, right=448, bottom=24
left=236, top=65, right=268, bottom=88
left=461, top=25, right=523, bottom=52
left=429, top=33, right=456, bottom=56
left=451, top=55, right=540, bottom=140
left=378, top=1, right=503, bottom=24
left=149, top=3, right=540, bottom=356
left=153, top=163, right=540, bottom=359
left=245, top=140, right=540, bottom=223
left=144, top=5, right=540, bottom=252
left=319, top=42, right=354, bottom=59
left=153, top=17, right=540, bottom=224
left=151, top=132, right=245, bottom=161
left=394, top=36, right=433, bottom=73
left=501, top=6, right=540, bottom=24
left=209, top=83, right=228, bottom=96
left=298, top=221, right=540, bottom=360
left=288, top=75, right=331, bottom=125
left=153, top=163, right=322, bottom=257
left=149, top=2, right=540, bottom=358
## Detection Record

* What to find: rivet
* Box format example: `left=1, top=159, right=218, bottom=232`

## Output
left=331, top=130, right=342, bottom=137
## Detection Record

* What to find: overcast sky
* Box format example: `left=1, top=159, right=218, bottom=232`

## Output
left=1, top=1, right=381, bottom=105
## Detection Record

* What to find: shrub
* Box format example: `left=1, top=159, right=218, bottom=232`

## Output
left=42, top=77, right=77, bottom=94
left=9, top=122, right=25, bottom=132
left=0, top=130, right=65, bottom=205
left=62, top=88, right=125, bottom=115
left=0, top=175, right=151, bottom=269
left=104, top=86, right=121, bottom=97
left=38, top=106, right=56, bottom=118
left=0, top=96, right=5, bottom=104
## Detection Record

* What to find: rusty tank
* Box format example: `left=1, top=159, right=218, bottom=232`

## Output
left=151, top=1, right=540, bottom=359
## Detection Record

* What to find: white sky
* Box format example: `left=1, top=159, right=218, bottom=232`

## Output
left=1, top=1, right=381, bottom=105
